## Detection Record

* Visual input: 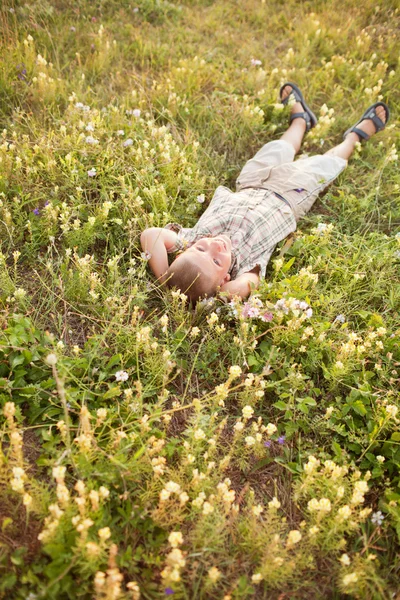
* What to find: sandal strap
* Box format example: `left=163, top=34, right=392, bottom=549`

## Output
left=351, top=127, right=370, bottom=141
left=366, top=110, right=385, bottom=132
left=282, top=88, right=301, bottom=106
left=290, top=111, right=311, bottom=131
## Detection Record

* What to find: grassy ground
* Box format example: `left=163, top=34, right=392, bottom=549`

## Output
left=0, top=0, right=399, bottom=598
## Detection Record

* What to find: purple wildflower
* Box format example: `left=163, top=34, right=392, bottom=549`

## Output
left=277, top=435, right=286, bottom=445
left=264, top=440, right=271, bottom=448
left=260, top=311, right=273, bottom=322
left=275, top=299, right=289, bottom=314
left=165, top=589, right=174, bottom=596
left=33, top=208, right=40, bottom=216
left=16, top=63, right=27, bottom=81
left=334, top=314, right=346, bottom=324
left=242, top=302, right=251, bottom=318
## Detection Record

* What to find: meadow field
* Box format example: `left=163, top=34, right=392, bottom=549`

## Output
left=0, top=0, right=399, bottom=598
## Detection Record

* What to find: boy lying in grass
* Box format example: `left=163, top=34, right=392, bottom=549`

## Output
left=140, top=82, right=389, bottom=303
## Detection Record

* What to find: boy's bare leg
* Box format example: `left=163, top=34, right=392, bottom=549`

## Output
left=324, top=105, right=387, bottom=160
left=279, top=84, right=307, bottom=154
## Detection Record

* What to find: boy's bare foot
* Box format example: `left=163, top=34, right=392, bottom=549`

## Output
left=344, top=102, right=389, bottom=142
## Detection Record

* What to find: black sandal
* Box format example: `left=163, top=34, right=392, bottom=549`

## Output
left=279, top=82, right=318, bottom=132
left=343, top=101, right=390, bottom=141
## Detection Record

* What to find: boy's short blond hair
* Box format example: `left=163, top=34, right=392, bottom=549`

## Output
left=164, top=254, right=219, bottom=304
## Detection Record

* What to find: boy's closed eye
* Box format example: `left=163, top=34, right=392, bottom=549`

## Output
left=195, top=245, right=221, bottom=266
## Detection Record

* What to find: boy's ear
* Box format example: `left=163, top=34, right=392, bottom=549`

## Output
left=220, top=273, right=231, bottom=285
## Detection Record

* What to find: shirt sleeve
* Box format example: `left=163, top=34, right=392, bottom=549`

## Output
left=235, top=260, right=267, bottom=280
left=234, top=249, right=275, bottom=280
left=164, top=223, right=195, bottom=254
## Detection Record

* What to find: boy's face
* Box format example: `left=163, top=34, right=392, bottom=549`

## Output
left=183, top=235, right=232, bottom=286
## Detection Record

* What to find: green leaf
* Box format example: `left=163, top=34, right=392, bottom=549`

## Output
left=17, top=386, right=37, bottom=396
left=274, top=458, right=299, bottom=473
left=36, top=457, right=51, bottom=467
left=364, top=371, right=376, bottom=381
left=247, top=355, right=259, bottom=367
left=391, top=432, right=400, bottom=442
left=302, top=397, right=317, bottom=406
left=103, top=386, right=121, bottom=399
left=282, top=256, right=296, bottom=272
left=23, top=349, right=32, bottom=362
left=332, top=442, right=343, bottom=459
left=259, top=341, right=271, bottom=354
left=357, top=310, right=370, bottom=319
left=368, top=313, right=384, bottom=327
left=165, top=438, right=182, bottom=458
left=249, top=456, right=273, bottom=472
left=106, top=354, right=122, bottom=370
left=11, top=547, right=26, bottom=566
left=0, top=573, right=17, bottom=591
left=352, top=400, right=367, bottom=416
left=348, top=442, right=362, bottom=453
left=133, top=446, right=145, bottom=460
left=10, top=354, right=25, bottom=369
left=273, top=401, right=287, bottom=410
left=385, top=491, right=400, bottom=502
left=2, top=517, right=13, bottom=532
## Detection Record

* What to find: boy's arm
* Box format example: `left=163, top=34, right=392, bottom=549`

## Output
left=219, top=270, right=260, bottom=300
left=140, top=227, right=178, bottom=280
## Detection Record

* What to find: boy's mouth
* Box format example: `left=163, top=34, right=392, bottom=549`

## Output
left=219, top=240, right=227, bottom=250
left=215, top=236, right=230, bottom=251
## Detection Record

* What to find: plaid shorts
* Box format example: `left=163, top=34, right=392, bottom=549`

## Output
left=236, top=139, right=347, bottom=221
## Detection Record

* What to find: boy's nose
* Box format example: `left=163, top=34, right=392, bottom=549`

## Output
left=210, top=239, right=224, bottom=252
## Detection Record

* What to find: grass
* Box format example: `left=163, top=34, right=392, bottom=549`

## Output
left=0, top=0, right=399, bottom=598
